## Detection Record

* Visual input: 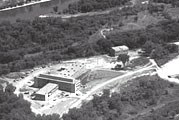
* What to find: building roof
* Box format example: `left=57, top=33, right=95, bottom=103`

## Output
left=36, top=62, right=86, bottom=84
left=112, top=45, right=129, bottom=52
left=38, top=74, right=74, bottom=83
left=36, top=83, right=58, bottom=95
left=58, top=62, right=85, bottom=77
left=49, top=62, right=86, bottom=79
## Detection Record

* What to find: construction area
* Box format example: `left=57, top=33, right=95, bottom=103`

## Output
left=2, top=46, right=154, bottom=115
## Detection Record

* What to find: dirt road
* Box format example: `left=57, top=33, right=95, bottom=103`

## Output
left=151, top=55, right=179, bottom=84
left=59, top=60, right=156, bottom=116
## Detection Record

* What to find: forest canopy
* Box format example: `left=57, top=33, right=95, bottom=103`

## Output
left=63, top=75, right=179, bottom=120
left=0, top=84, right=61, bottom=120
left=0, top=2, right=178, bottom=75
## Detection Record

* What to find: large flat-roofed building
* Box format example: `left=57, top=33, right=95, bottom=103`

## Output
left=34, top=74, right=76, bottom=93
left=35, top=83, right=58, bottom=101
left=111, top=45, right=129, bottom=56
left=33, top=62, right=87, bottom=100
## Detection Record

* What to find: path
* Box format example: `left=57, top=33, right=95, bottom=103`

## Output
left=100, top=28, right=114, bottom=39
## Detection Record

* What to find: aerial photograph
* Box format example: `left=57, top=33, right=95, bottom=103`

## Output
left=0, top=0, right=179, bottom=120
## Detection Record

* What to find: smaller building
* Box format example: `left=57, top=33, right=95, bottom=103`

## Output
left=111, top=45, right=129, bottom=56
left=34, top=83, right=58, bottom=101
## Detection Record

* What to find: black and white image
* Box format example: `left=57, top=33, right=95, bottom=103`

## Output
left=0, top=0, right=179, bottom=120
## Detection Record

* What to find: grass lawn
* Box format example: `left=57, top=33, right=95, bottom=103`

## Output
left=128, top=57, right=150, bottom=68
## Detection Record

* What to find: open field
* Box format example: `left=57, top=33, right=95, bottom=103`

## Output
left=82, top=69, right=125, bottom=93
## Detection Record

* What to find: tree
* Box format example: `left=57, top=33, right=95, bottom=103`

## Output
left=53, top=6, right=58, bottom=13
left=108, top=48, right=115, bottom=57
left=165, top=44, right=178, bottom=53
left=5, top=84, right=16, bottom=95
left=150, top=45, right=169, bottom=59
left=142, top=41, right=156, bottom=55
left=117, top=54, right=129, bottom=67
left=0, top=82, right=62, bottom=120
left=97, top=39, right=112, bottom=54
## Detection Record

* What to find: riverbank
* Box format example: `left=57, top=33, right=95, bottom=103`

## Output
left=0, top=0, right=51, bottom=12
left=39, top=10, right=111, bottom=18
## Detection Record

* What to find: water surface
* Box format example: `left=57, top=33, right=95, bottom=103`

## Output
left=0, top=0, right=78, bottom=23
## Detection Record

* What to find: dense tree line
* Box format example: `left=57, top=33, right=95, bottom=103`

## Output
left=136, top=100, right=179, bottom=120
left=63, top=0, right=130, bottom=14
left=0, top=84, right=61, bottom=120
left=0, top=6, right=144, bottom=75
left=0, top=16, right=104, bottom=75
left=63, top=75, right=179, bottom=120
left=0, top=9, right=178, bottom=75
left=99, top=19, right=179, bottom=60
left=152, top=0, right=179, bottom=7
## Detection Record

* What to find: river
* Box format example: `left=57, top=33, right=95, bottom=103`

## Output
left=0, top=0, right=78, bottom=23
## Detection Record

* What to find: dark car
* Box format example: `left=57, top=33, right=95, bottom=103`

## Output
left=24, top=91, right=29, bottom=94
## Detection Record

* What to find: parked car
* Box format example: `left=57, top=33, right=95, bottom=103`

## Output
left=65, top=94, right=69, bottom=97
left=168, top=75, right=172, bottom=78
left=24, top=91, right=29, bottom=94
